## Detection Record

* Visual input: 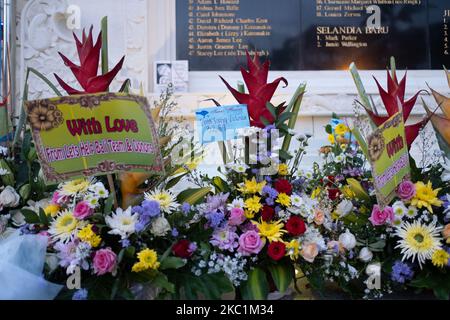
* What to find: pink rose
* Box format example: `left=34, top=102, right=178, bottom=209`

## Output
left=228, top=208, right=246, bottom=226
left=73, top=201, right=94, bottom=220
left=301, top=242, right=319, bottom=263
left=93, top=248, right=117, bottom=276
left=369, top=205, right=394, bottom=226
left=314, top=209, right=325, bottom=225
left=238, top=230, right=264, bottom=256
left=397, top=181, right=416, bottom=201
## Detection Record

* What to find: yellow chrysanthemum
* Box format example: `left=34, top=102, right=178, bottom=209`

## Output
left=411, top=181, right=442, bottom=213
left=431, top=249, right=449, bottom=268
left=335, top=123, right=349, bottom=136
left=77, top=224, right=102, bottom=248
left=286, top=239, right=300, bottom=260
left=276, top=193, right=291, bottom=207
left=255, top=219, right=286, bottom=243
left=60, top=178, right=93, bottom=196
left=244, top=210, right=255, bottom=219
left=44, top=204, right=60, bottom=217
left=239, top=178, right=266, bottom=195
left=132, top=248, right=160, bottom=272
left=245, top=196, right=262, bottom=214
left=328, top=134, right=335, bottom=145
left=278, top=164, right=289, bottom=176
left=311, top=187, right=321, bottom=199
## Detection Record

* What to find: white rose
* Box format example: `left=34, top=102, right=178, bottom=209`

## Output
left=0, top=186, right=20, bottom=208
left=338, top=229, right=357, bottom=250
left=358, top=247, right=373, bottom=262
left=365, top=263, right=381, bottom=277
left=336, top=199, right=354, bottom=218
left=150, top=216, right=171, bottom=237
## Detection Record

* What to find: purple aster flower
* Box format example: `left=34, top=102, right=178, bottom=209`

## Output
left=391, top=261, right=414, bottom=284
left=54, top=241, right=78, bottom=268
left=181, top=202, right=191, bottom=214
left=206, top=193, right=229, bottom=212
left=120, top=239, right=131, bottom=248
left=265, top=197, right=275, bottom=206
left=188, top=242, right=198, bottom=254
left=206, top=210, right=225, bottom=229
left=274, top=206, right=282, bottom=214
left=251, top=168, right=259, bottom=175
left=348, top=250, right=354, bottom=259
left=72, top=288, right=88, bottom=300
left=141, top=200, right=161, bottom=217
left=263, top=186, right=279, bottom=198
left=265, top=176, right=272, bottom=183
left=241, top=221, right=258, bottom=233
left=171, top=228, right=179, bottom=237
left=210, top=227, right=239, bottom=252
left=265, top=124, right=276, bottom=132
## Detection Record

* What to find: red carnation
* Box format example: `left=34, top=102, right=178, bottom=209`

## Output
left=328, top=188, right=340, bottom=201
left=261, top=206, right=275, bottom=222
left=267, top=241, right=286, bottom=261
left=285, top=216, right=306, bottom=236
left=172, top=239, right=193, bottom=259
left=274, top=179, right=292, bottom=195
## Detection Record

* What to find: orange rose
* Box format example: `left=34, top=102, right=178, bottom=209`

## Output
left=443, top=224, right=450, bottom=243
left=314, top=209, right=325, bottom=225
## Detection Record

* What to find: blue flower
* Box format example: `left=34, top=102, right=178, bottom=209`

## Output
left=120, top=239, right=131, bottom=248
left=265, top=197, right=275, bottom=206
left=171, top=228, right=179, bottom=237
left=181, top=202, right=191, bottom=214
left=207, top=211, right=225, bottom=229
left=262, top=186, right=278, bottom=198
left=72, top=288, right=88, bottom=300
left=141, top=200, right=161, bottom=217
left=391, top=261, right=414, bottom=284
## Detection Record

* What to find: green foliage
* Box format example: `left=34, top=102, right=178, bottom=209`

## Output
left=240, top=267, right=269, bottom=300
left=410, top=270, right=450, bottom=300
left=267, top=263, right=294, bottom=294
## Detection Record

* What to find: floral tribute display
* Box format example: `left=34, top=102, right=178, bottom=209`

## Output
left=0, top=14, right=449, bottom=300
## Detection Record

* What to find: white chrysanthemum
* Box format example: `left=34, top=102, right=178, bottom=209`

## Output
left=406, top=205, right=418, bottom=218
left=49, top=210, right=87, bottom=243
left=334, top=155, right=344, bottom=163
left=227, top=198, right=245, bottom=211
left=231, top=163, right=249, bottom=173
left=394, top=221, right=443, bottom=268
left=84, top=194, right=100, bottom=208
left=304, top=171, right=313, bottom=180
left=145, top=189, right=179, bottom=214
left=59, top=178, right=96, bottom=197
left=88, top=182, right=109, bottom=199
left=105, top=207, right=138, bottom=239
left=392, top=201, right=407, bottom=218
left=290, top=194, right=303, bottom=207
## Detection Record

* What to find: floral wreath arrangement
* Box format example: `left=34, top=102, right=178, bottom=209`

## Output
left=1, top=16, right=449, bottom=300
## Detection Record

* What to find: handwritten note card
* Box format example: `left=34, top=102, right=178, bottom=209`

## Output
left=195, top=104, right=250, bottom=144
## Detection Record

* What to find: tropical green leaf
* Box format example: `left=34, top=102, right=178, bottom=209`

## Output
left=177, top=187, right=212, bottom=205
left=38, top=208, right=49, bottom=226
left=119, top=79, right=131, bottom=93
left=21, top=209, right=40, bottom=224
left=276, top=112, right=294, bottom=126
left=212, top=176, right=230, bottom=193
left=265, top=102, right=277, bottom=119
left=268, top=263, right=294, bottom=294
left=160, top=256, right=187, bottom=270
left=152, top=272, right=175, bottom=293
left=260, top=116, right=272, bottom=128
left=104, top=193, right=115, bottom=215
left=240, top=267, right=269, bottom=300
left=165, top=173, right=188, bottom=190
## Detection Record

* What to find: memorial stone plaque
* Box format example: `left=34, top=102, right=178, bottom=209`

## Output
left=176, top=0, right=450, bottom=71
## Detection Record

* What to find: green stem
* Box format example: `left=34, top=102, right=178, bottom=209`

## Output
left=281, top=83, right=306, bottom=153
left=101, top=16, right=109, bottom=78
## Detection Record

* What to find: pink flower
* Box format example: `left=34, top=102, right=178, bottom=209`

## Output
left=301, top=242, right=319, bottom=263
left=228, top=208, right=246, bottom=226
left=52, top=191, right=69, bottom=205
left=73, top=201, right=94, bottom=220
left=238, top=230, right=264, bottom=256
left=397, top=180, right=416, bottom=201
left=369, top=205, right=394, bottom=226
left=93, top=248, right=117, bottom=276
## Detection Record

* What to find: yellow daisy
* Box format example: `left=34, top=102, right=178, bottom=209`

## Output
left=278, top=163, right=289, bottom=176
left=77, top=224, right=102, bottom=248
left=286, top=239, right=300, bottom=260
left=245, top=196, right=262, bottom=215
left=431, top=249, right=450, bottom=268
left=59, top=178, right=94, bottom=197
left=276, top=193, right=291, bottom=207
left=255, top=219, right=286, bottom=243
left=44, top=204, right=60, bottom=217
left=411, top=181, right=442, bottom=213
left=238, top=178, right=266, bottom=195
left=327, top=134, right=335, bottom=145
left=132, top=248, right=160, bottom=272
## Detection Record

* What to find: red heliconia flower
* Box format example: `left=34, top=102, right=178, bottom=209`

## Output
left=220, top=51, right=287, bottom=128
left=54, top=26, right=125, bottom=95
left=363, top=70, right=428, bottom=149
